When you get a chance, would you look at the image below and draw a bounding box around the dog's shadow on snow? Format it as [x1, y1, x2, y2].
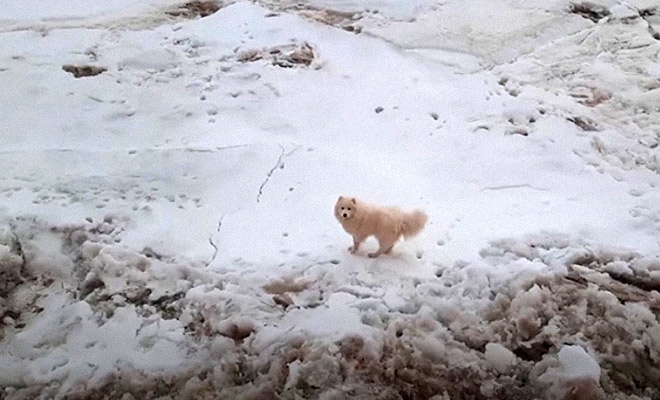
[343, 247, 431, 278]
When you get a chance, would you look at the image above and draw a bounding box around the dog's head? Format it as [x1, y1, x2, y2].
[335, 196, 357, 221]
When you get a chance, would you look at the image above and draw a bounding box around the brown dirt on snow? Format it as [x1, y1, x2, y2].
[62, 65, 107, 78]
[166, 1, 220, 19]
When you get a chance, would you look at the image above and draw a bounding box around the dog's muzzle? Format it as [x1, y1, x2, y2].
[342, 213, 348, 218]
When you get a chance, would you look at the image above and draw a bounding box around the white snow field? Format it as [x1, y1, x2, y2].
[1, 0, 660, 399]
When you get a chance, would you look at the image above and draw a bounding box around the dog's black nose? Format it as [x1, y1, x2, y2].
[343, 213, 347, 218]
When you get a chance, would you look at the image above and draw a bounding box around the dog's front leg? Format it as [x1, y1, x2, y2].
[349, 236, 363, 254]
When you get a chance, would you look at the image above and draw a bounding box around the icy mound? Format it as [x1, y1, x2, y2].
[1, 219, 659, 399]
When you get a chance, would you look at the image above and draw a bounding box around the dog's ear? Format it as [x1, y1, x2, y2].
[338, 196, 343, 201]
[351, 198, 356, 204]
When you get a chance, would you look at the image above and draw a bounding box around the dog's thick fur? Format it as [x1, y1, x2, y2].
[334, 196, 428, 258]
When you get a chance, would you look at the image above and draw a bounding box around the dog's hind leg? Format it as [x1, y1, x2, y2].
[368, 238, 395, 258]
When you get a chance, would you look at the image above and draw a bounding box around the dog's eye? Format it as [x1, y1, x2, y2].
[347, 208, 351, 211]
[340, 207, 344, 210]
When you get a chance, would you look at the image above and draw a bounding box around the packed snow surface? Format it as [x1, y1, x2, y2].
[1, 0, 660, 399]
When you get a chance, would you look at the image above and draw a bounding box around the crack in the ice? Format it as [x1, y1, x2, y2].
[206, 214, 226, 268]
[481, 183, 550, 192]
[184, 144, 251, 153]
[0, 145, 252, 155]
[256, 144, 298, 203]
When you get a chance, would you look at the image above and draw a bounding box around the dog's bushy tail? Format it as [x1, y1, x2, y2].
[400, 210, 428, 239]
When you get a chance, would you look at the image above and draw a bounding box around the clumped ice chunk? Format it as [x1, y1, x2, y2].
[484, 343, 517, 373]
[538, 345, 604, 400]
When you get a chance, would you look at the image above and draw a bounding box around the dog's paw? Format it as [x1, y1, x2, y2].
[368, 252, 379, 258]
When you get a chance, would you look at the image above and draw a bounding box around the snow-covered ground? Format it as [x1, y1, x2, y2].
[1, 0, 659, 399]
